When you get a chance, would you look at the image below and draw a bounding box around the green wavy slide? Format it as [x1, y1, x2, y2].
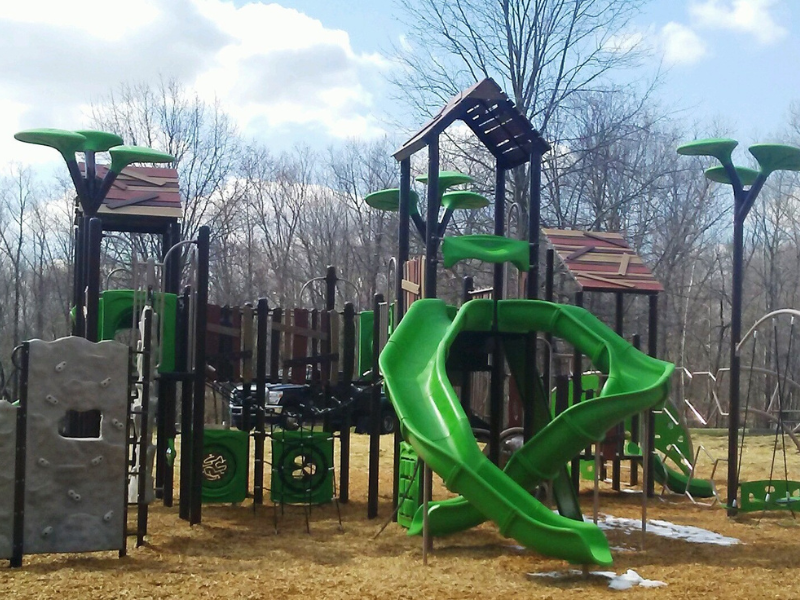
[380, 299, 674, 566]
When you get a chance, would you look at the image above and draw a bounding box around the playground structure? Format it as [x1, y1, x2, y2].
[363, 78, 687, 566]
[677, 140, 800, 514]
[4, 79, 800, 578]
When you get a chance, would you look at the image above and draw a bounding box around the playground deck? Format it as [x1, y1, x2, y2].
[2, 432, 799, 599]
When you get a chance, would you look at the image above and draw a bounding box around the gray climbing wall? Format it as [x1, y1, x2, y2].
[23, 337, 129, 555]
[0, 400, 16, 559]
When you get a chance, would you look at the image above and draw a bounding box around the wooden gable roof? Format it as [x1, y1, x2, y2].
[393, 78, 549, 169]
[543, 229, 663, 294]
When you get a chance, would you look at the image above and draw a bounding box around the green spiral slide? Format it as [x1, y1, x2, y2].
[380, 298, 674, 566]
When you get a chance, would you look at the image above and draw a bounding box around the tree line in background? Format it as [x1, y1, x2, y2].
[2, 0, 800, 423]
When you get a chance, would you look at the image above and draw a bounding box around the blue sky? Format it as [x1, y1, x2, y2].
[0, 0, 797, 168]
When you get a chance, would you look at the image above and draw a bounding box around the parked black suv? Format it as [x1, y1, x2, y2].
[226, 380, 396, 434]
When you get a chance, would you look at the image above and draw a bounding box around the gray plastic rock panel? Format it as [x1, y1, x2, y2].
[23, 337, 129, 555]
[0, 400, 16, 559]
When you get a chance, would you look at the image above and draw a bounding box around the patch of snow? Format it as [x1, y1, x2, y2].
[588, 514, 740, 546]
[527, 569, 667, 590]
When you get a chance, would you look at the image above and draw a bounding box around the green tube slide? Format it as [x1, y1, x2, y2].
[380, 299, 674, 566]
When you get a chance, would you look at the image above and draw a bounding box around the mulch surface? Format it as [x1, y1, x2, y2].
[3, 432, 800, 598]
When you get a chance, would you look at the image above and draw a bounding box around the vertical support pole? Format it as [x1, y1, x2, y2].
[489, 164, 505, 465]
[459, 276, 474, 415]
[525, 149, 544, 443]
[254, 299, 268, 506]
[647, 293, 658, 498]
[612, 292, 624, 492]
[728, 209, 744, 515]
[190, 226, 210, 525]
[340, 302, 355, 504]
[368, 293, 384, 518]
[178, 287, 192, 521]
[570, 291, 584, 492]
[137, 307, 153, 547]
[420, 140, 439, 550]
[241, 304, 254, 494]
[540, 248, 555, 438]
[85, 217, 103, 342]
[526, 150, 543, 300]
[155, 230, 170, 502]
[11, 343, 29, 568]
[393, 157, 412, 513]
[630, 334, 641, 487]
[424, 140, 440, 299]
[162, 220, 181, 507]
[72, 215, 85, 336]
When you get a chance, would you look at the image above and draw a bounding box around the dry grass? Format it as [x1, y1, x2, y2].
[4, 431, 800, 599]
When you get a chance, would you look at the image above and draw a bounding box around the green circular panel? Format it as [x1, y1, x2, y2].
[704, 165, 760, 186]
[364, 188, 420, 215]
[109, 145, 175, 173]
[276, 441, 330, 495]
[14, 128, 87, 159]
[749, 144, 800, 174]
[202, 444, 239, 490]
[441, 190, 489, 210]
[75, 130, 125, 152]
[677, 138, 738, 164]
[416, 170, 473, 197]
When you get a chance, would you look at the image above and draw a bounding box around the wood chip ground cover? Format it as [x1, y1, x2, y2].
[3, 432, 800, 598]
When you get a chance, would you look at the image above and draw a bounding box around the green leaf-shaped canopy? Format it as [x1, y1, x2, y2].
[677, 138, 739, 165]
[14, 128, 86, 160]
[704, 165, 760, 186]
[109, 145, 174, 173]
[364, 188, 420, 215]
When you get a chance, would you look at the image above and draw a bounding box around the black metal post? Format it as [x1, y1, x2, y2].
[11, 343, 29, 568]
[392, 157, 412, 515]
[341, 302, 355, 504]
[72, 216, 85, 336]
[540, 248, 555, 439]
[571, 291, 584, 492]
[163, 220, 181, 507]
[489, 165, 506, 465]
[424, 140, 440, 299]
[527, 150, 543, 300]
[190, 226, 210, 525]
[137, 307, 153, 546]
[647, 293, 659, 498]
[85, 217, 103, 342]
[254, 298, 268, 506]
[178, 287, 192, 521]
[631, 333, 641, 486]
[612, 292, 624, 491]
[368, 293, 384, 518]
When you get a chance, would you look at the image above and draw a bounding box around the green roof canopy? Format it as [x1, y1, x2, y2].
[14, 128, 87, 161]
[677, 138, 738, 166]
[109, 145, 174, 173]
[364, 188, 420, 214]
[704, 165, 760, 186]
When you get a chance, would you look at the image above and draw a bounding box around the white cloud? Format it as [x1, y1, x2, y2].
[689, 0, 787, 45]
[0, 0, 392, 166]
[661, 22, 708, 65]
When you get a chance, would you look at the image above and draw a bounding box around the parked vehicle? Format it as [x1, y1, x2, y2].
[225, 380, 396, 434]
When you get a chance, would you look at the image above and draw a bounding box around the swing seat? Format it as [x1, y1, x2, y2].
[738, 479, 800, 512]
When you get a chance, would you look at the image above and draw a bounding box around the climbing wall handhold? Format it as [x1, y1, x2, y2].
[45, 394, 58, 405]
[55, 361, 66, 372]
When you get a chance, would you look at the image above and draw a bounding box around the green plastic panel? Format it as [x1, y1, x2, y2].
[75, 130, 124, 152]
[704, 165, 760, 186]
[397, 441, 421, 528]
[415, 170, 473, 197]
[109, 145, 174, 173]
[441, 190, 489, 210]
[201, 429, 249, 503]
[271, 430, 334, 505]
[738, 479, 800, 512]
[98, 290, 177, 373]
[749, 144, 800, 174]
[442, 235, 530, 271]
[677, 138, 738, 165]
[364, 188, 420, 215]
[14, 128, 87, 160]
